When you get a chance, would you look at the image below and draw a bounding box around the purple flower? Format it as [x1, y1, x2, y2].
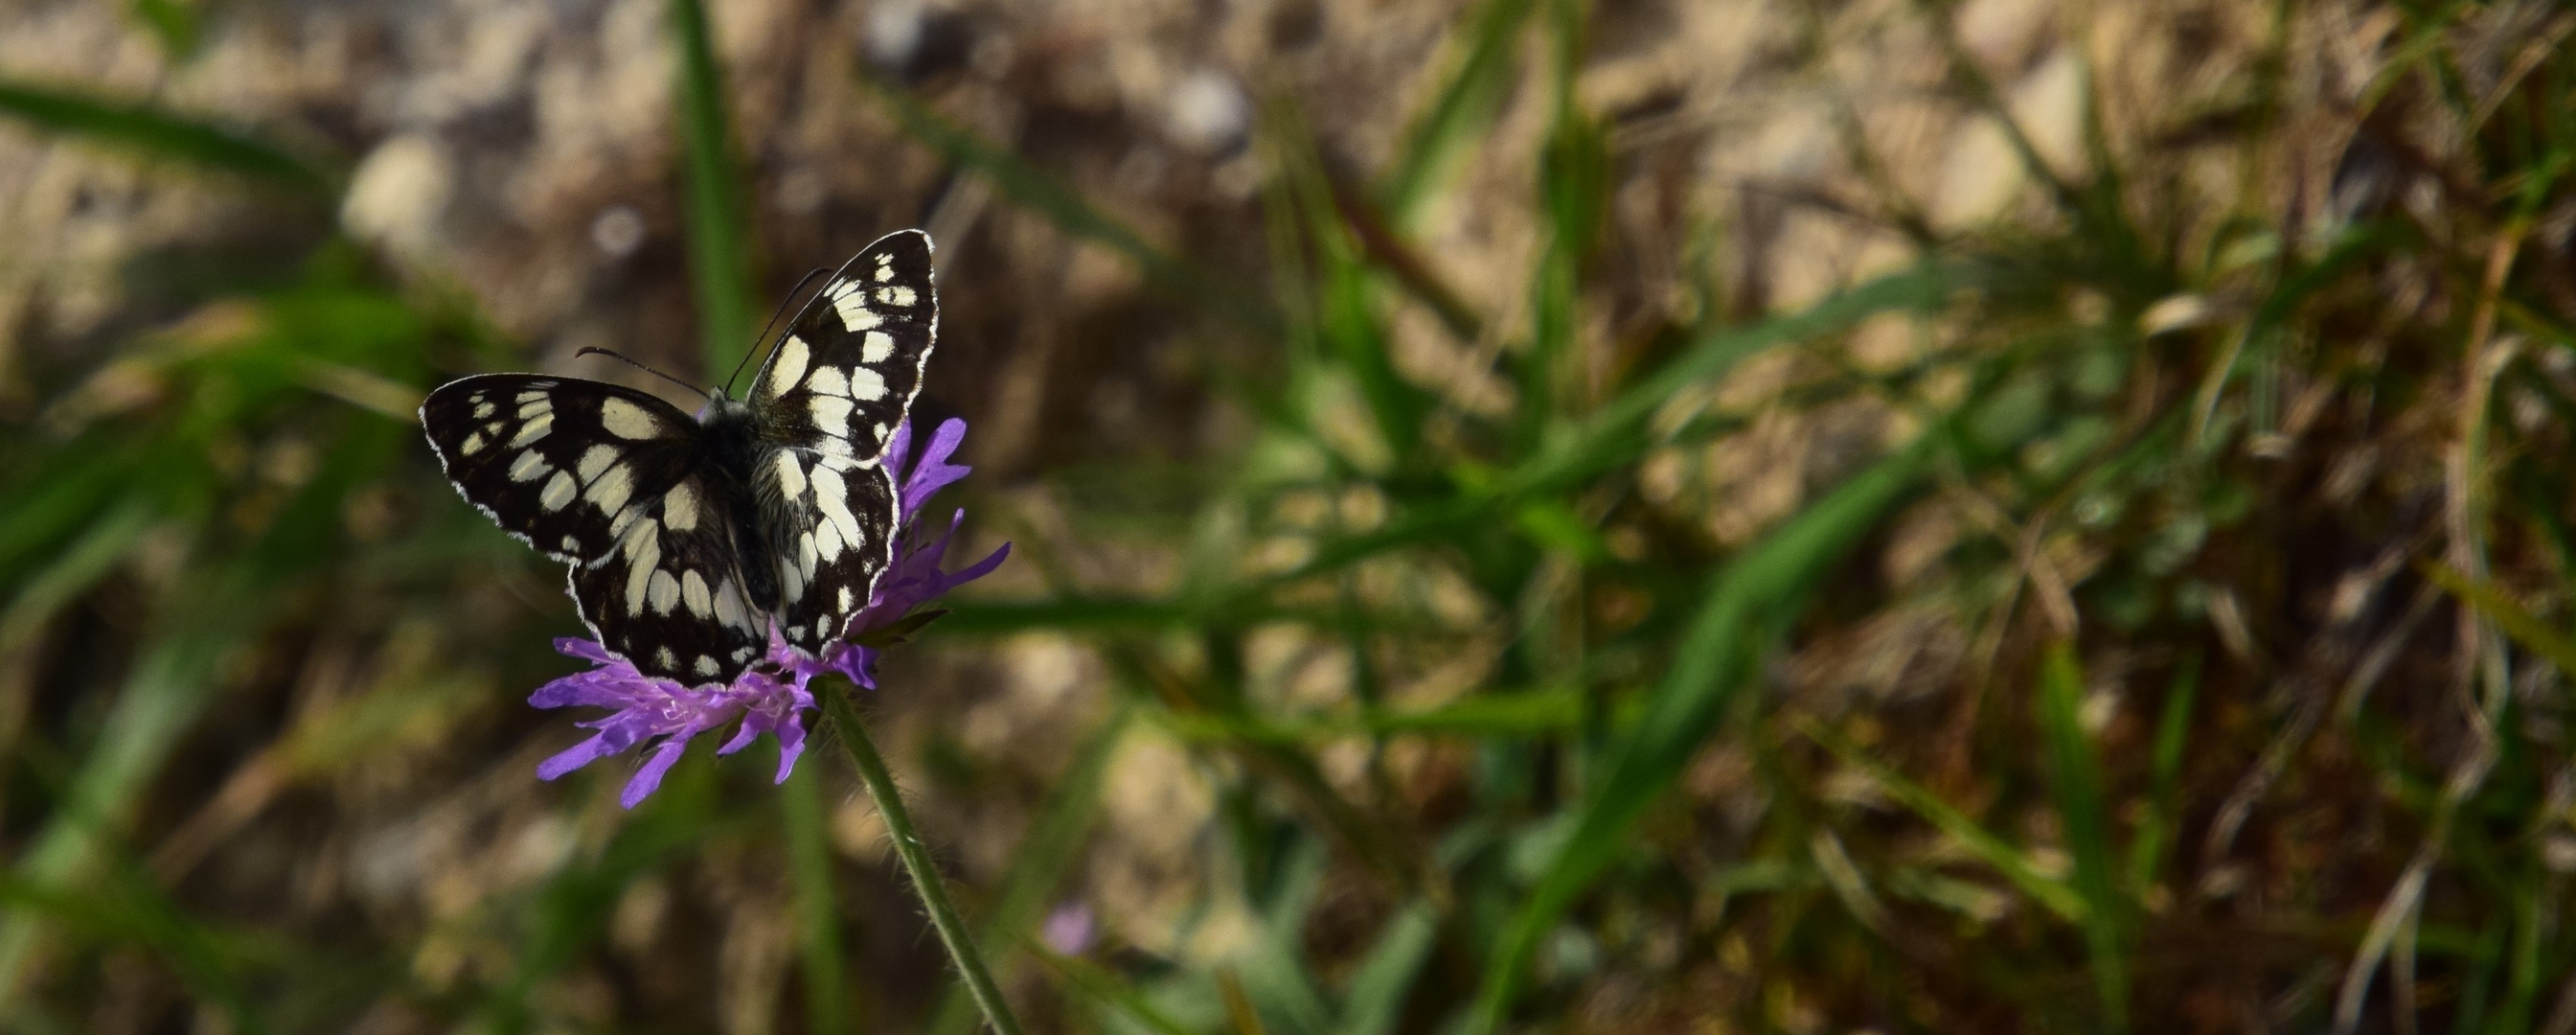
[1040, 902, 1096, 955]
[531, 418, 1009, 807]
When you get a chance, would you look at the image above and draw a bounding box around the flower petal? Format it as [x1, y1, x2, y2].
[900, 418, 972, 516]
[623, 737, 695, 808]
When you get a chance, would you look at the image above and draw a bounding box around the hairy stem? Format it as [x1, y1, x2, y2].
[819, 677, 1026, 1035]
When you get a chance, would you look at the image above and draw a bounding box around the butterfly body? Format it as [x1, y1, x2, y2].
[422, 230, 938, 686]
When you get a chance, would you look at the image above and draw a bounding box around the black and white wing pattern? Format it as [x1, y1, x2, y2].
[747, 229, 940, 653]
[422, 375, 766, 683]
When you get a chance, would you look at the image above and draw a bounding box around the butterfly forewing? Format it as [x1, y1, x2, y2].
[423, 375, 762, 683]
[757, 448, 899, 653]
[749, 229, 937, 464]
[745, 228, 938, 651]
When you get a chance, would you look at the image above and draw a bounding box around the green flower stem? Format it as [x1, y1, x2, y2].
[818, 677, 1027, 1035]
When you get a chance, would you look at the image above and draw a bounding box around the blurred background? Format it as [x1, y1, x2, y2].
[1, 0, 2572, 1031]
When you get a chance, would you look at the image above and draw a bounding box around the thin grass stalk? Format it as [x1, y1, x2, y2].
[668, 0, 757, 381]
[816, 677, 1027, 1035]
[780, 765, 851, 1034]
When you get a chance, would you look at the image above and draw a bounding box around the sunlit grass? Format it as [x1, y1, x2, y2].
[3, 0, 2575, 1032]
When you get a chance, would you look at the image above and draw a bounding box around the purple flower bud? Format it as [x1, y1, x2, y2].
[530, 418, 1007, 806]
[1040, 902, 1096, 955]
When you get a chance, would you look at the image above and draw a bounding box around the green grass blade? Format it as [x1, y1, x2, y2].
[1027, 944, 1201, 1035]
[0, 76, 331, 192]
[1509, 262, 1969, 497]
[1379, 0, 1538, 220]
[2125, 651, 2199, 897]
[1467, 435, 1946, 1031]
[667, 0, 758, 381]
[484, 756, 722, 1034]
[1336, 902, 1435, 1035]
[864, 79, 1280, 339]
[1518, 0, 1605, 447]
[0, 629, 233, 1004]
[2418, 561, 2576, 677]
[0, 867, 270, 1034]
[1153, 688, 1587, 745]
[127, 0, 200, 57]
[782, 765, 852, 1035]
[1801, 720, 2088, 920]
[0, 500, 150, 654]
[2039, 643, 2129, 1031]
[1243, 264, 1977, 603]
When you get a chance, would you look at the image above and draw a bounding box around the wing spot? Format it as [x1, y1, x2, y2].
[798, 530, 819, 580]
[811, 395, 854, 434]
[509, 449, 553, 482]
[838, 586, 855, 611]
[732, 646, 756, 662]
[560, 536, 580, 551]
[695, 656, 719, 678]
[851, 367, 887, 402]
[473, 401, 496, 419]
[876, 286, 917, 307]
[600, 398, 662, 440]
[648, 569, 682, 614]
[833, 292, 880, 331]
[461, 431, 487, 455]
[769, 335, 811, 398]
[809, 467, 865, 557]
[585, 462, 634, 514]
[681, 569, 712, 617]
[807, 365, 849, 397]
[623, 520, 661, 613]
[577, 444, 621, 483]
[663, 482, 700, 532]
[655, 646, 677, 671]
[509, 412, 554, 448]
[517, 399, 552, 420]
[773, 452, 808, 498]
[815, 517, 844, 562]
[861, 331, 894, 363]
[714, 577, 751, 632]
[515, 390, 548, 403]
[780, 557, 806, 602]
[539, 470, 578, 511]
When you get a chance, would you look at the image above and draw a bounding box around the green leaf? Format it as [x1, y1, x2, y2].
[0, 76, 331, 191]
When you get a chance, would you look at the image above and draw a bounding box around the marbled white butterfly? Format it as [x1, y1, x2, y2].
[422, 229, 938, 685]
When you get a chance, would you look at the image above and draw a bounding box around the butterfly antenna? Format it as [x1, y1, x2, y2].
[722, 266, 835, 398]
[575, 347, 718, 401]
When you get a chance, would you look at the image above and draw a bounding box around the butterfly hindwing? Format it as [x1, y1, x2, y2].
[568, 471, 769, 682]
[423, 375, 762, 683]
[757, 448, 899, 653]
[749, 229, 937, 463]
